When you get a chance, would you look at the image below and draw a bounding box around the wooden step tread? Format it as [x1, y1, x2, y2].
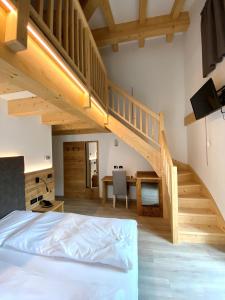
[179, 194, 208, 200]
[179, 207, 215, 215]
[179, 181, 201, 187]
[179, 224, 225, 235]
[178, 170, 193, 176]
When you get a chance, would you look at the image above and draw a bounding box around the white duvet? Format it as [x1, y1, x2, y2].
[0, 211, 137, 271]
[0, 260, 125, 300]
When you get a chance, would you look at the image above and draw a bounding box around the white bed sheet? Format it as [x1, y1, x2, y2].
[0, 215, 138, 300]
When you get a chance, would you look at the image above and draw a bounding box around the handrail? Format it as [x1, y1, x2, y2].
[160, 130, 178, 243]
[108, 81, 161, 148]
[24, 0, 108, 109]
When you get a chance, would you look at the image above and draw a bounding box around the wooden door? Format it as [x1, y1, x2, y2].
[64, 142, 86, 198]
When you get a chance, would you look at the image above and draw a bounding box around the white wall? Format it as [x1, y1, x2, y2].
[0, 98, 52, 173]
[101, 37, 187, 163]
[52, 133, 152, 198]
[184, 0, 225, 218]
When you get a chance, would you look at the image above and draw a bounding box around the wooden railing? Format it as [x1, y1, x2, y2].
[27, 0, 108, 108]
[160, 130, 178, 243]
[108, 81, 161, 149]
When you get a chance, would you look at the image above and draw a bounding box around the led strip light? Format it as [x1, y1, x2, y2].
[0, 0, 107, 115]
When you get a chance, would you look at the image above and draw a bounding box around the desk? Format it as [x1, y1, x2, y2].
[102, 172, 162, 216]
[102, 176, 136, 205]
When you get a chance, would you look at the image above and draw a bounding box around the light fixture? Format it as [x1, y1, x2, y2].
[27, 24, 88, 95]
[0, 0, 14, 12]
[0, 0, 88, 95]
[90, 96, 107, 116]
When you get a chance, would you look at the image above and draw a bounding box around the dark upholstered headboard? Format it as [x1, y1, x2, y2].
[0, 156, 25, 219]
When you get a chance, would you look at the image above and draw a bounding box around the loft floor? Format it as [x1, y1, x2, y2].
[59, 197, 225, 300]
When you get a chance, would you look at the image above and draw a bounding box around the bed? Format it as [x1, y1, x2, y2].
[0, 158, 138, 300]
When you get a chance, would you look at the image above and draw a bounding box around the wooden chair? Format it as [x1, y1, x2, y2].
[112, 170, 128, 208]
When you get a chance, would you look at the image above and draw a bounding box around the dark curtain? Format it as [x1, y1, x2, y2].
[201, 0, 225, 78]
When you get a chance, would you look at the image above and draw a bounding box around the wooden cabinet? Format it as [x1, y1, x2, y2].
[136, 171, 162, 217]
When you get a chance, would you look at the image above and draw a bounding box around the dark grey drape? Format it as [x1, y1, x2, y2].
[201, 0, 225, 77]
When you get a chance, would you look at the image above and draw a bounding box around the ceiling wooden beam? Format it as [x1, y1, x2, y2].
[99, 0, 119, 52]
[166, 0, 186, 42]
[52, 127, 108, 136]
[139, 0, 148, 48]
[8, 97, 58, 116]
[171, 0, 186, 19]
[93, 12, 190, 47]
[41, 111, 81, 125]
[83, 0, 100, 21]
[52, 122, 107, 135]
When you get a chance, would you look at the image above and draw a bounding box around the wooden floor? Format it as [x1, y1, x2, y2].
[61, 197, 225, 300]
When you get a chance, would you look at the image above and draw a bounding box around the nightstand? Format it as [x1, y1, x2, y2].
[32, 200, 64, 213]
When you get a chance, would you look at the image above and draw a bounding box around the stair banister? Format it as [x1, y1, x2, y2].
[159, 120, 179, 243]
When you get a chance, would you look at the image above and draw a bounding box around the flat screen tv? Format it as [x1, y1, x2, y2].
[190, 79, 221, 120]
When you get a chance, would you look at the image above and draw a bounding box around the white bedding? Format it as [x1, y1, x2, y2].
[0, 260, 125, 300]
[0, 211, 137, 271]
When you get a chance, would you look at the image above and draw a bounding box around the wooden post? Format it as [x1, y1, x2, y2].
[171, 166, 178, 243]
[5, 0, 30, 52]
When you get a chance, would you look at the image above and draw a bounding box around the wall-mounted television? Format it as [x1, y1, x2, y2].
[190, 79, 222, 120]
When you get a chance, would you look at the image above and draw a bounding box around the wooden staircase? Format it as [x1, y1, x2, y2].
[176, 164, 225, 244]
[106, 81, 225, 245]
[106, 81, 163, 177]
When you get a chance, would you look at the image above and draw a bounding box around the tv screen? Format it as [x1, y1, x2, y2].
[190, 79, 221, 120]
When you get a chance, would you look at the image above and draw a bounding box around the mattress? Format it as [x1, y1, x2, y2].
[0, 213, 138, 300]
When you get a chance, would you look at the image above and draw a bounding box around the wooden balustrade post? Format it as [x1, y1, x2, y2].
[5, 0, 30, 52]
[159, 112, 164, 144]
[171, 166, 178, 243]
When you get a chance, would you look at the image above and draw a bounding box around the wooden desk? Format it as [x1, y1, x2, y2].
[102, 172, 162, 217]
[102, 176, 136, 205]
[32, 200, 64, 213]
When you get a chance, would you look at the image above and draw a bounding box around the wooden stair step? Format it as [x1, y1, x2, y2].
[178, 182, 203, 196]
[178, 171, 194, 183]
[178, 207, 217, 225]
[178, 170, 193, 175]
[179, 197, 211, 209]
[179, 207, 215, 215]
[178, 223, 225, 244]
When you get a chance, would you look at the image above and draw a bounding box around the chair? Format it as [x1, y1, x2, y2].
[112, 170, 128, 208]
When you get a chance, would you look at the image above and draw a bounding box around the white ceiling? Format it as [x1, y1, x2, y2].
[89, 0, 194, 30]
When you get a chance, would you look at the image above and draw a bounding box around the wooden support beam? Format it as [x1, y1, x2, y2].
[171, 0, 186, 19]
[166, 0, 185, 42]
[99, 0, 118, 52]
[52, 122, 94, 130]
[8, 97, 59, 116]
[0, 76, 23, 94]
[166, 33, 174, 43]
[139, 0, 147, 48]
[52, 127, 108, 135]
[5, 0, 30, 52]
[41, 111, 80, 125]
[83, 0, 100, 21]
[184, 112, 196, 126]
[93, 12, 190, 47]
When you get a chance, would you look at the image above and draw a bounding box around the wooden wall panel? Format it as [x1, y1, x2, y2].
[25, 168, 55, 210]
